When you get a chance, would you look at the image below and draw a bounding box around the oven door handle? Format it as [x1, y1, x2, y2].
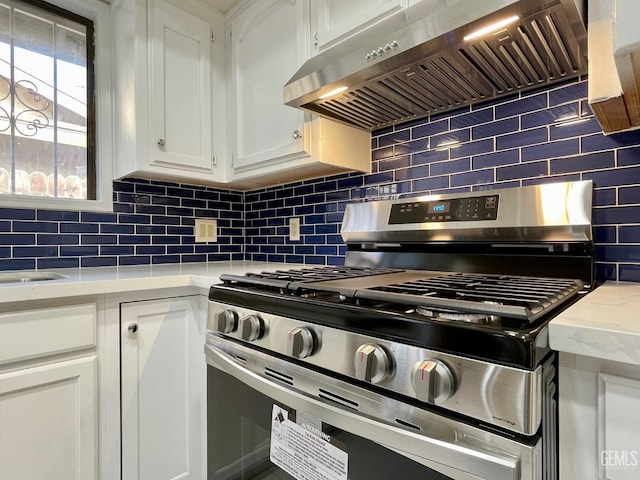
[205, 344, 521, 480]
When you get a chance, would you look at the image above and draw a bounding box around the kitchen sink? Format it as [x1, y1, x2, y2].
[0, 271, 69, 284]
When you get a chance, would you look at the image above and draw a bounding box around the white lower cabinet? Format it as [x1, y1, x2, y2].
[0, 357, 98, 480]
[120, 295, 207, 480]
[559, 352, 640, 480]
[0, 303, 98, 480]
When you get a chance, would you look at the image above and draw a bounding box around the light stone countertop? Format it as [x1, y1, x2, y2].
[0, 261, 304, 304]
[549, 281, 640, 366]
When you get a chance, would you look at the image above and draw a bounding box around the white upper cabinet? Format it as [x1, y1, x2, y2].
[112, 0, 227, 184]
[228, 0, 307, 170]
[310, 0, 407, 52]
[227, 0, 370, 188]
[150, 1, 213, 171]
[112, 0, 370, 189]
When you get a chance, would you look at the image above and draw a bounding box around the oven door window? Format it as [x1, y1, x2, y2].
[208, 367, 453, 480]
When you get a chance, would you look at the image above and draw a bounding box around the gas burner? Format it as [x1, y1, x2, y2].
[415, 306, 499, 324]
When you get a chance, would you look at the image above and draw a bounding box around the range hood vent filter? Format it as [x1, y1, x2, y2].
[286, 0, 587, 131]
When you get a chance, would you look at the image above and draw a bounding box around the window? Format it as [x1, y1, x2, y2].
[0, 0, 111, 210]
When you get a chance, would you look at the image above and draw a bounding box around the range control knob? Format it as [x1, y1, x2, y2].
[286, 327, 315, 359]
[239, 315, 264, 342]
[354, 344, 393, 384]
[211, 309, 238, 333]
[411, 359, 455, 404]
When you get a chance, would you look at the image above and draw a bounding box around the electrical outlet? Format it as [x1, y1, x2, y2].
[195, 219, 217, 242]
[289, 217, 300, 241]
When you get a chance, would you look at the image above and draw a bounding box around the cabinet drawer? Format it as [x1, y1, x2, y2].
[0, 304, 97, 365]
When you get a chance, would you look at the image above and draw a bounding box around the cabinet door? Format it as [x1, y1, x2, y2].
[121, 296, 206, 480]
[230, 0, 308, 170]
[0, 356, 98, 480]
[312, 0, 406, 52]
[150, 0, 213, 172]
[559, 353, 640, 480]
[598, 373, 640, 479]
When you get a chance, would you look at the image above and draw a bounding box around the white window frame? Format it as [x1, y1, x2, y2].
[0, 0, 113, 212]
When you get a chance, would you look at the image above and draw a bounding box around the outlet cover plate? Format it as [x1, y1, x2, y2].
[289, 217, 300, 241]
[195, 219, 217, 242]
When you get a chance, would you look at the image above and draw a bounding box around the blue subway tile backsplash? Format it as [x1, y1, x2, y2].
[451, 109, 494, 129]
[550, 151, 615, 175]
[522, 139, 580, 162]
[0, 178, 245, 268]
[496, 127, 548, 150]
[243, 78, 640, 283]
[495, 93, 547, 118]
[619, 265, 640, 282]
[1, 78, 640, 282]
[618, 146, 640, 166]
[620, 187, 640, 205]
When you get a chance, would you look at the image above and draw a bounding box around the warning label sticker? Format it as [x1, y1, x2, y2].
[270, 405, 348, 480]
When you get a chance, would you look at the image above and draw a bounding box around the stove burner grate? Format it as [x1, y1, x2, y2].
[358, 272, 584, 322]
[219, 266, 405, 290]
[247, 266, 405, 282]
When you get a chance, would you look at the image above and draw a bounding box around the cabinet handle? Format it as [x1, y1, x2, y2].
[128, 323, 138, 334]
[157, 138, 165, 147]
[292, 130, 302, 140]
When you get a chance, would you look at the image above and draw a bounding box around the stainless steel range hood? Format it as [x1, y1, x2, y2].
[284, 0, 587, 131]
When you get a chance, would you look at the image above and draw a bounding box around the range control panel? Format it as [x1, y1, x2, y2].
[389, 195, 499, 224]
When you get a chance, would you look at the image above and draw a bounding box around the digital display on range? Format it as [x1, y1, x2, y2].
[429, 201, 450, 213]
[388, 195, 499, 224]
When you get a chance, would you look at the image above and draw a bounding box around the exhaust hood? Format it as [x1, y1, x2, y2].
[284, 0, 587, 131]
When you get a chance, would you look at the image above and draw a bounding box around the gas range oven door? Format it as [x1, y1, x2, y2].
[205, 339, 544, 480]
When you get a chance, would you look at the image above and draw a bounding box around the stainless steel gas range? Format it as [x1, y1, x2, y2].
[205, 180, 593, 480]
